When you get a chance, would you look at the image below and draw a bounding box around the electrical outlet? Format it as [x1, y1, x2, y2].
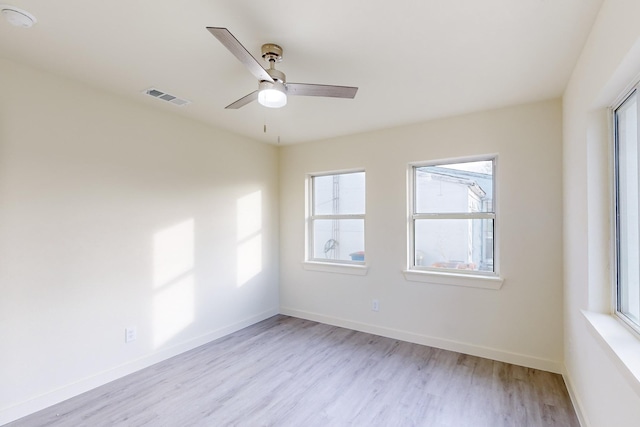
[125, 327, 137, 343]
[372, 299, 379, 312]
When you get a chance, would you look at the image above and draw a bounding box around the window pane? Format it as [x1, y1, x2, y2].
[314, 172, 365, 215]
[616, 93, 640, 325]
[313, 219, 364, 261]
[414, 218, 493, 272]
[415, 161, 493, 214]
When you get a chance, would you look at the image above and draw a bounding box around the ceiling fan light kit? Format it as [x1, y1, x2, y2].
[207, 27, 358, 109]
[258, 81, 287, 108]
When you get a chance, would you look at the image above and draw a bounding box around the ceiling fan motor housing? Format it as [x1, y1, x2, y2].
[261, 43, 283, 63]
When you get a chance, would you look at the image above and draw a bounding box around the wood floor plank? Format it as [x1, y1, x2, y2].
[8, 315, 579, 427]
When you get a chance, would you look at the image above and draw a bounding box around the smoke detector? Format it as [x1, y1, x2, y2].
[1, 5, 36, 28]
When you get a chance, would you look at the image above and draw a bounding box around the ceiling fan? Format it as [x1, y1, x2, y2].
[207, 27, 358, 109]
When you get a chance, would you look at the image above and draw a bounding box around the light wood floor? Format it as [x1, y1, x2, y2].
[9, 315, 579, 427]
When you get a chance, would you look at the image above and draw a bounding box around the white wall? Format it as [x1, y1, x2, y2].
[14, 4, 640, 420]
[279, 99, 565, 372]
[0, 58, 279, 424]
[563, 0, 640, 425]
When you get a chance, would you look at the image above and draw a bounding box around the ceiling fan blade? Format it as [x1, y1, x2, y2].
[286, 83, 358, 99]
[207, 27, 274, 83]
[225, 90, 258, 109]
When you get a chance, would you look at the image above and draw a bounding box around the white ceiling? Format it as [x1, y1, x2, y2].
[0, 0, 603, 144]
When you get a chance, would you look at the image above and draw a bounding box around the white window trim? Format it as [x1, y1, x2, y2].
[402, 269, 504, 289]
[406, 155, 503, 288]
[611, 87, 640, 337]
[577, 73, 640, 401]
[302, 261, 368, 275]
[305, 169, 367, 270]
[582, 310, 640, 397]
[576, 96, 640, 401]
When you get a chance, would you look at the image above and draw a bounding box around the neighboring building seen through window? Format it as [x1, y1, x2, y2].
[410, 159, 495, 274]
[614, 88, 640, 332]
[309, 171, 365, 263]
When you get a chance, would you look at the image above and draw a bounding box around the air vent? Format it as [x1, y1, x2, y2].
[143, 87, 191, 107]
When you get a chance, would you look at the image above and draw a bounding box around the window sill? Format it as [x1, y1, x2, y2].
[303, 261, 368, 276]
[582, 310, 640, 396]
[402, 269, 504, 290]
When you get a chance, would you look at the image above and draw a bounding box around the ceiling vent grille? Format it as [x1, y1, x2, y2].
[143, 87, 191, 107]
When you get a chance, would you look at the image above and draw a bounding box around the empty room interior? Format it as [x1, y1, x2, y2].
[2, 0, 640, 425]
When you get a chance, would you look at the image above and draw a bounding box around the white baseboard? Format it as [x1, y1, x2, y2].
[562, 367, 590, 427]
[280, 307, 563, 374]
[0, 308, 278, 426]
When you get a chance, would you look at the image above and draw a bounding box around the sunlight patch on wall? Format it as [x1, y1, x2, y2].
[237, 191, 263, 286]
[152, 219, 195, 348]
[237, 191, 262, 240]
[237, 234, 262, 286]
[153, 275, 195, 347]
[153, 220, 194, 288]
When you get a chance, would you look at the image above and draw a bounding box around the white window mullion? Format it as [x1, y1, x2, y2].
[312, 214, 365, 221]
[413, 212, 495, 221]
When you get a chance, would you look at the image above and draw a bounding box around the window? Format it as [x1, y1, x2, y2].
[614, 88, 640, 332]
[308, 171, 365, 264]
[409, 158, 496, 275]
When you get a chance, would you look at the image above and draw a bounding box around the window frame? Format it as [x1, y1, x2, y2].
[612, 86, 640, 335]
[306, 169, 366, 266]
[407, 155, 499, 278]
